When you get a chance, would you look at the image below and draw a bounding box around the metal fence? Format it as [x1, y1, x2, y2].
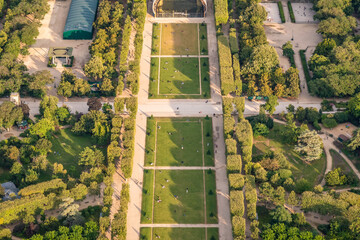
[156, 11, 204, 18]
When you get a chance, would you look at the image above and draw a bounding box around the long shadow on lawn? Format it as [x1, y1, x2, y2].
[158, 120, 202, 166]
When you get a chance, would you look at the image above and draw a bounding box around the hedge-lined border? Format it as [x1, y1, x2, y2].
[287, 1, 296, 23]
[299, 50, 312, 93]
[278, 2, 286, 23]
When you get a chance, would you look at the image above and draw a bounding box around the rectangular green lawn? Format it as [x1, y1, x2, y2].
[149, 57, 210, 99]
[199, 23, 208, 55]
[153, 170, 204, 223]
[140, 227, 218, 240]
[156, 121, 202, 166]
[144, 118, 214, 166]
[47, 128, 95, 177]
[152, 23, 160, 55]
[160, 23, 198, 55]
[159, 57, 199, 95]
[141, 170, 218, 224]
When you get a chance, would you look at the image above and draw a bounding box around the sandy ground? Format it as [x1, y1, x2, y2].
[260, 3, 282, 24]
[292, 3, 318, 23]
[0, 128, 24, 141]
[322, 123, 357, 140]
[21, 0, 91, 94]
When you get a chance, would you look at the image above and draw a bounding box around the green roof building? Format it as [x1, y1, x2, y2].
[63, 0, 99, 40]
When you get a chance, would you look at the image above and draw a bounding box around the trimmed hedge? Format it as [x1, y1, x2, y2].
[218, 35, 232, 68]
[287, 1, 296, 23]
[225, 138, 237, 155]
[223, 97, 234, 116]
[230, 190, 244, 216]
[0, 194, 56, 224]
[232, 216, 246, 238]
[214, 0, 229, 26]
[111, 183, 130, 239]
[299, 50, 311, 91]
[229, 29, 239, 54]
[229, 174, 245, 190]
[224, 115, 235, 137]
[233, 96, 245, 119]
[232, 54, 242, 96]
[227, 155, 242, 172]
[277, 1, 286, 23]
[119, 16, 132, 72]
[218, 35, 235, 95]
[18, 179, 66, 197]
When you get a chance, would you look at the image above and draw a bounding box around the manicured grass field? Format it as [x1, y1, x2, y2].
[47, 128, 95, 177]
[140, 227, 218, 240]
[141, 170, 217, 224]
[160, 23, 198, 55]
[140, 228, 219, 240]
[253, 123, 326, 187]
[149, 57, 210, 99]
[152, 23, 161, 55]
[159, 57, 199, 95]
[330, 149, 355, 175]
[199, 23, 208, 55]
[144, 118, 214, 166]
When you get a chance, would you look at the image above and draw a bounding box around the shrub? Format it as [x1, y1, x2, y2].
[229, 174, 245, 190]
[313, 121, 321, 130]
[225, 139, 237, 155]
[18, 179, 66, 197]
[214, 0, 229, 25]
[322, 118, 338, 129]
[325, 168, 348, 186]
[287, 1, 296, 23]
[223, 97, 234, 115]
[334, 112, 349, 123]
[229, 29, 239, 54]
[224, 115, 235, 137]
[218, 35, 235, 95]
[232, 216, 245, 238]
[227, 155, 242, 172]
[230, 191, 244, 216]
[232, 54, 242, 96]
[278, 1, 285, 23]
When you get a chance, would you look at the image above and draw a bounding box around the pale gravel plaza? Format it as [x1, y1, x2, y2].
[292, 3, 318, 23]
[260, 3, 282, 23]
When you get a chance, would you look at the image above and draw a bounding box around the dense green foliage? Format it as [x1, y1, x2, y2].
[0, 0, 52, 97]
[214, 0, 229, 25]
[218, 35, 235, 95]
[287, 1, 296, 22]
[277, 1, 286, 23]
[308, 0, 359, 97]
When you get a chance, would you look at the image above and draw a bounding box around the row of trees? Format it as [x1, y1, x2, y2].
[308, 0, 360, 97]
[222, 95, 259, 238]
[125, 0, 147, 94]
[84, 0, 124, 88]
[84, 0, 146, 97]
[0, 0, 54, 98]
[97, 96, 137, 239]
